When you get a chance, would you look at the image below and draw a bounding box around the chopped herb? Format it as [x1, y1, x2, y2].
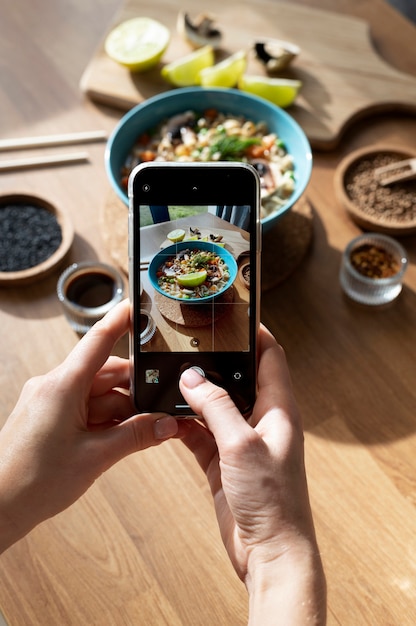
[209, 135, 261, 160]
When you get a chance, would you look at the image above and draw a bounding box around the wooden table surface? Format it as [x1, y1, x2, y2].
[1, 1, 416, 624]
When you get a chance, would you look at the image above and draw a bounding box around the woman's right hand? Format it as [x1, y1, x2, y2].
[179, 324, 326, 625]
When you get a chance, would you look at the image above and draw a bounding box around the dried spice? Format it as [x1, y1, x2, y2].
[242, 264, 250, 285]
[0, 203, 62, 272]
[350, 243, 400, 279]
[345, 153, 416, 224]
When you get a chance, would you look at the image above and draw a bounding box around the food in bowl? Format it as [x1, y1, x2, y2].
[155, 246, 230, 299]
[148, 241, 237, 301]
[105, 88, 313, 233]
[121, 108, 295, 206]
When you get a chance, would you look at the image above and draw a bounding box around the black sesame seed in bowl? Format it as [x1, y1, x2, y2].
[0, 193, 74, 286]
[334, 146, 416, 236]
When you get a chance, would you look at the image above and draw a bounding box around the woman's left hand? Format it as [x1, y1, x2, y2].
[0, 300, 178, 552]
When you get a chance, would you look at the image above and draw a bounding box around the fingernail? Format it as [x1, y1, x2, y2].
[154, 416, 178, 440]
[181, 367, 205, 389]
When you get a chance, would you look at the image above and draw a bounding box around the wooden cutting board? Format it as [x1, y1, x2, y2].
[80, 0, 416, 150]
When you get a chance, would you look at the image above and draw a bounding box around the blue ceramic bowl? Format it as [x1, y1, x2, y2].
[105, 87, 312, 233]
[148, 240, 238, 302]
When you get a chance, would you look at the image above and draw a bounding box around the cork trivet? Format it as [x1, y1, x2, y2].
[154, 286, 234, 327]
[262, 195, 313, 291]
[100, 191, 313, 289]
[100, 192, 129, 275]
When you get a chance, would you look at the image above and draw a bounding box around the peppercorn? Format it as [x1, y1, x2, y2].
[0, 203, 62, 272]
[350, 243, 400, 279]
[345, 153, 416, 224]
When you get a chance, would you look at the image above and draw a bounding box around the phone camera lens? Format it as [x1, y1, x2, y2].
[143, 184, 150, 192]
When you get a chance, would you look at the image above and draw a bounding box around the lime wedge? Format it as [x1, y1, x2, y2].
[177, 270, 207, 287]
[238, 75, 302, 108]
[161, 45, 214, 86]
[105, 17, 170, 71]
[199, 50, 247, 87]
[167, 228, 186, 242]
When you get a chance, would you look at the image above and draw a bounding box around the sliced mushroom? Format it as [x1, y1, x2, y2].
[254, 39, 300, 73]
[166, 111, 196, 141]
[177, 11, 222, 49]
[190, 226, 201, 237]
[251, 159, 277, 195]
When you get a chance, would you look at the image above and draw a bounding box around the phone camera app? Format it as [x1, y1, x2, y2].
[138, 203, 251, 354]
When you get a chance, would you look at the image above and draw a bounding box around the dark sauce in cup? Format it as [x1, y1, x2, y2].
[57, 262, 124, 334]
[66, 271, 116, 308]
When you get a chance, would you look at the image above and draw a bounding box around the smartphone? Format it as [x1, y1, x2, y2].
[128, 161, 261, 417]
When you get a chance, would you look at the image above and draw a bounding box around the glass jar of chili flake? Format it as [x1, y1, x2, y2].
[340, 233, 408, 305]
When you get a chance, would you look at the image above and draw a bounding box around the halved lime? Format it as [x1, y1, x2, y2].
[177, 270, 207, 287]
[200, 50, 247, 88]
[167, 228, 186, 242]
[161, 45, 214, 86]
[238, 75, 302, 108]
[105, 17, 170, 71]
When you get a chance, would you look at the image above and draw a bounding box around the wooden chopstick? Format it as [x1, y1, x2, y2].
[0, 151, 90, 172]
[0, 130, 108, 152]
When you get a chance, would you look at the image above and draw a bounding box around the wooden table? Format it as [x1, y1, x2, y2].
[1, 1, 416, 624]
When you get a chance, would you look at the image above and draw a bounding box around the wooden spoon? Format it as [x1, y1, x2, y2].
[374, 158, 416, 186]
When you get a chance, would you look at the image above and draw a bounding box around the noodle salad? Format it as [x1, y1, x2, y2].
[155, 247, 231, 300]
[121, 108, 295, 210]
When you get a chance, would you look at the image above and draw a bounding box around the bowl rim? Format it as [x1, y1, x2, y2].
[148, 239, 238, 302]
[0, 192, 74, 286]
[105, 86, 312, 229]
[334, 144, 416, 236]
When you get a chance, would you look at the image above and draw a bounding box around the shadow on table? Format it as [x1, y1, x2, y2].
[0, 234, 101, 321]
[261, 201, 416, 445]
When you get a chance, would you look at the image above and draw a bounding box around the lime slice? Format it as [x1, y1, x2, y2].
[238, 75, 302, 108]
[161, 45, 214, 86]
[199, 50, 247, 87]
[167, 228, 186, 242]
[177, 270, 207, 287]
[105, 17, 170, 71]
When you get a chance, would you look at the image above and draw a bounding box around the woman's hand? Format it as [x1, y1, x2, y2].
[179, 325, 326, 625]
[0, 300, 178, 553]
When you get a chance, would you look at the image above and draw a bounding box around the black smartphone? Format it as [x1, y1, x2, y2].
[128, 161, 261, 417]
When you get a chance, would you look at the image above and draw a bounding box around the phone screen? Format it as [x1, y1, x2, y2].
[129, 162, 261, 417]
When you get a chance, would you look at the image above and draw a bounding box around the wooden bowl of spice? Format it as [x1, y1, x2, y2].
[0, 193, 74, 286]
[334, 145, 416, 236]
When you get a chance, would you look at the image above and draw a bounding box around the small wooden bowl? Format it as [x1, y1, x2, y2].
[0, 193, 74, 286]
[334, 145, 416, 236]
[238, 261, 250, 289]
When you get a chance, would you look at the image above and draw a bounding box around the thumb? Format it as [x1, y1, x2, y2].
[179, 368, 250, 446]
[91, 413, 179, 470]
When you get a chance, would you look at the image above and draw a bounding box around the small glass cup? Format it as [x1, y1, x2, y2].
[139, 309, 156, 345]
[340, 233, 408, 306]
[57, 261, 124, 333]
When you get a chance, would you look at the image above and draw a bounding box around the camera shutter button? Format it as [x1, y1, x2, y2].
[190, 366, 205, 378]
